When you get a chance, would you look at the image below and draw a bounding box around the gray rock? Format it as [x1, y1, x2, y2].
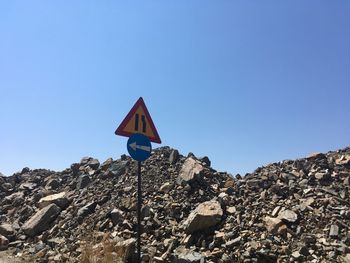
[19, 182, 37, 191]
[173, 246, 203, 262]
[278, 209, 298, 223]
[77, 202, 97, 219]
[2, 183, 13, 193]
[0, 223, 15, 239]
[329, 224, 339, 238]
[169, 150, 179, 164]
[22, 204, 61, 237]
[110, 208, 123, 225]
[88, 158, 100, 170]
[21, 167, 30, 174]
[246, 179, 263, 189]
[199, 156, 211, 167]
[226, 236, 241, 248]
[184, 200, 223, 234]
[0, 234, 9, 251]
[80, 156, 92, 165]
[302, 234, 316, 244]
[271, 206, 281, 217]
[264, 216, 284, 234]
[315, 172, 331, 181]
[141, 205, 151, 218]
[101, 158, 113, 170]
[160, 182, 173, 193]
[109, 161, 128, 176]
[45, 179, 60, 190]
[70, 163, 80, 175]
[76, 175, 91, 189]
[291, 251, 301, 260]
[119, 197, 135, 210]
[47, 237, 64, 247]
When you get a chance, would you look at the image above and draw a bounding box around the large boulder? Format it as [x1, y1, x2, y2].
[183, 200, 223, 234]
[22, 204, 61, 237]
[177, 158, 204, 184]
[38, 192, 70, 209]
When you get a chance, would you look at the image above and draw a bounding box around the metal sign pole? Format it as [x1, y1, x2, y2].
[137, 160, 142, 263]
[115, 98, 161, 262]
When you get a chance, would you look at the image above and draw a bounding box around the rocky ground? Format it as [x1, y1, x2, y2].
[0, 146, 350, 262]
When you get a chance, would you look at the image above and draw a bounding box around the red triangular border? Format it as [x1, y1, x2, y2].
[115, 97, 161, 144]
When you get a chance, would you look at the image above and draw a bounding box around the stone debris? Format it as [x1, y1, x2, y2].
[0, 146, 349, 262]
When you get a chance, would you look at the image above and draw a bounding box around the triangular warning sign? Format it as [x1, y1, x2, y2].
[115, 97, 161, 144]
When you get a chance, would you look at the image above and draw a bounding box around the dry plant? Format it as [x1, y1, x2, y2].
[80, 232, 127, 263]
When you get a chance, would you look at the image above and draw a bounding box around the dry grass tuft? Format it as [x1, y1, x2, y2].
[80, 232, 127, 263]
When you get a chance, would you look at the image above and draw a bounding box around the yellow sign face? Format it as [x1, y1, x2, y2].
[115, 97, 161, 144]
[123, 106, 156, 138]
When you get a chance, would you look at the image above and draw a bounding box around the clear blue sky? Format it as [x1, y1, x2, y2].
[1, 1, 349, 176]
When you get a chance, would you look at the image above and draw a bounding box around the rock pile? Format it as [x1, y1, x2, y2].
[0, 146, 350, 262]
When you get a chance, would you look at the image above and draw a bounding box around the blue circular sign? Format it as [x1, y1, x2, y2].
[127, 133, 152, 161]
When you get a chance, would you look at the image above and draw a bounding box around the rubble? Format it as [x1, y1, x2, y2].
[0, 146, 349, 262]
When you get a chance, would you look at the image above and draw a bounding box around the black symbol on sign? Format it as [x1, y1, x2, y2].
[135, 114, 147, 133]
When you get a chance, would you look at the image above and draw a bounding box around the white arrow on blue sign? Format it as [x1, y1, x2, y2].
[127, 133, 152, 161]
